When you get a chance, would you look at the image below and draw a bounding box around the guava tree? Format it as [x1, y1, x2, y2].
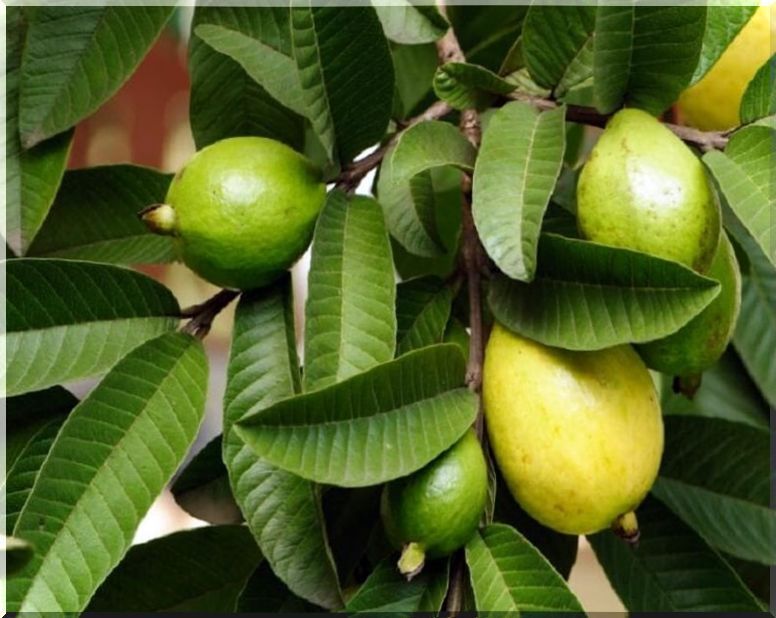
[4, 4, 774, 614]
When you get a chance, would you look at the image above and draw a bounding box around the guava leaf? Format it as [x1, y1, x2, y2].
[704, 127, 776, 269]
[171, 435, 240, 525]
[593, 6, 706, 115]
[488, 234, 721, 350]
[391, 43, 439, 119]
[433, 62, 515, 111]
[291, 5, 394, 163]
[396, 276, 454, 356]
[445, 6, 528, 72]
[473, 101, 566, 282]
[3, 537, 34, 577]
[27, 165, 175, 264]
[522, 6, 596, 96]
[345, 557, 449, 612]
[304, 191, 396, 391]
[374, 2, 448, 45]
[389, 121, 477, 184]
[690, 5, 758, 85]
[18, 6, 173, 147]
[189, 7, 304, 150]
[88, 526, 259, 612]
[589, 497, 762, 612]
[236, 344, 477, 487]
[465, 523, 584, 612]
[7, 333, 208, 613]
[237, 561, 321, 612]
[740, 54, 776, 125]
[223, 282, 343, 610]
[3, 259, 180, 396]
[652, 416, 775, 565]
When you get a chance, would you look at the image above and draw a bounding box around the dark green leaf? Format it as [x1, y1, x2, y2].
[466, 523, 584, 612]
[223, 282, 343, 610]
[593, 6, 706, 115]
[88, 526, 260, 612]
[19, 6, 173, 146]
[27, 165, 175, 263]
[391, 43, 439, 119]
[304, 191, 396, 391]
[7, 333, 208, 613]
[652, 416, 774, 565]
[433, 62, 515, 111]
[171, 436, 241, 525]
[589, 497, 762, 611]
[374, 3, 448, 45]
[488, 235, 721, 350]
[237, 561, 320, 612]
[396, 277, 453, 356]
[740, 54, 776, 124]
[236, 344, 477, 487]
[473, 101, 566, 281]
[291, 6, 394, 163]
[3, 537, 34, 576]
[3, 259, 179, 396]
[5, 386, 77, 461]
[446, 6, 528, 72]
[345, 557, 449, 612]
[522, 6, 596, 96]
[691, 5, 759, 84]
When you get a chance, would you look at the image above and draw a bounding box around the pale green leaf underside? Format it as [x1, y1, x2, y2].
[224, 283, 343, 610]
[466, 523, 584, 612]
[589, 498, 762, 612]
[7, 333, 207, 613]
[740, 54, 776, 124]
[304, 191, 396, 392]
[433, 62, 515, 111]
[236, 344, 477, 487]
[473, 101, 566, 282]
[3, 259, 180, 396]
[488, 235, 720, 350]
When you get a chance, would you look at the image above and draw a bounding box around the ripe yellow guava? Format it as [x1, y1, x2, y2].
[142, 137, 325, 290]
[483, 324, 663, 535]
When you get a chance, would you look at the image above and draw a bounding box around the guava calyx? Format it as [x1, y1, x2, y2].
[612, 511, 640, 546]
[140, 203, 177, 236]
[397, 542, 426, 581]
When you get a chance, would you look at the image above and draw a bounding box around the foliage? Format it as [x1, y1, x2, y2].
[4, 5, 772, 614]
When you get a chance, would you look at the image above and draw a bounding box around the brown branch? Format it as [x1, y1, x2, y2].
[180, 288, 240, 339]
[508, 91, 730, 151]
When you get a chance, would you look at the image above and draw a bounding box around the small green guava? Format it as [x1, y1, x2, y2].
[142, 137, 325, 290]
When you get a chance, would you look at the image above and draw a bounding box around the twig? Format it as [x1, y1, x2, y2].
[180, 288, 240, 339]
[508, 91, 730, 151]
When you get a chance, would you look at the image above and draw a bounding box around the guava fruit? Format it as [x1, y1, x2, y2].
[677, 5, 774, 131]
[577, 108, 720, 273]
[483, 324, 663, 535]
[638, 231, 741, 379]
[380, 429, 487, 578]
[142, 137, 325, 290]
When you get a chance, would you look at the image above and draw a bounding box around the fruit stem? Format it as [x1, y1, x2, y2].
[139, 203, 177, 236]
[673, 374, 702, 399]
[612, 511, 641, 545]
[398, 542, 426, 581]
[180, 288, 240, 339]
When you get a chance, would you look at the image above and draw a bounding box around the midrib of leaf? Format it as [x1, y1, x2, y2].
[516, 112, 545, 256]
[557, 35, 593, 94]
[475, 539, 519, 610]
[6, 314, 176, 336]
[334, 204, 354, 382]
[13, 348, 201, 610]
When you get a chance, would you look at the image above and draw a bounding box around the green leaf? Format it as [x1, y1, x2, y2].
[396, 277, 454, 356]
[740, 54, 776, 124]
[522, 6, 596, 96]
[291, 6, 394, 163]
[473, 101, 566, 282]
[389, 121, 477, 184]
[3, 259, 180, 396]
[3, 536, 34, 576]
[236, 344, 477, 487]
[237, 561, 320, 612]
[374, 2, 448, 45]
[704, 127, 775, 268]
[7, 332, 208, 613]
[488, 235, 720, 351]
[391, 43, 439, 119]
[88, 526, 259, 612]
[652, 416, 774, 565]
[5, 8, 73, 255]
[171, 436, 241, 525]
[345, 557, 449, 612]
[691, 5, 758, 84]
[304, 191, 396, 392]
[466, 523, 584, 612]
[433, 62, 515, 111]
[589, 497, 762, 612]
[19, 6, 173, 147]
[27, 165, 175, 263]
[223, 283, 343, 610]
[446, 6, 528, 72]
[593, 6, 706, 115]
[188, 7, 304, 150]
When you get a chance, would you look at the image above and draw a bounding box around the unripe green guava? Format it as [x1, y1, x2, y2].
[577, 108, 720, 273]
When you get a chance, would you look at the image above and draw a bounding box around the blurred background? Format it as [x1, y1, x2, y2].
[63, 7, 624, 612]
